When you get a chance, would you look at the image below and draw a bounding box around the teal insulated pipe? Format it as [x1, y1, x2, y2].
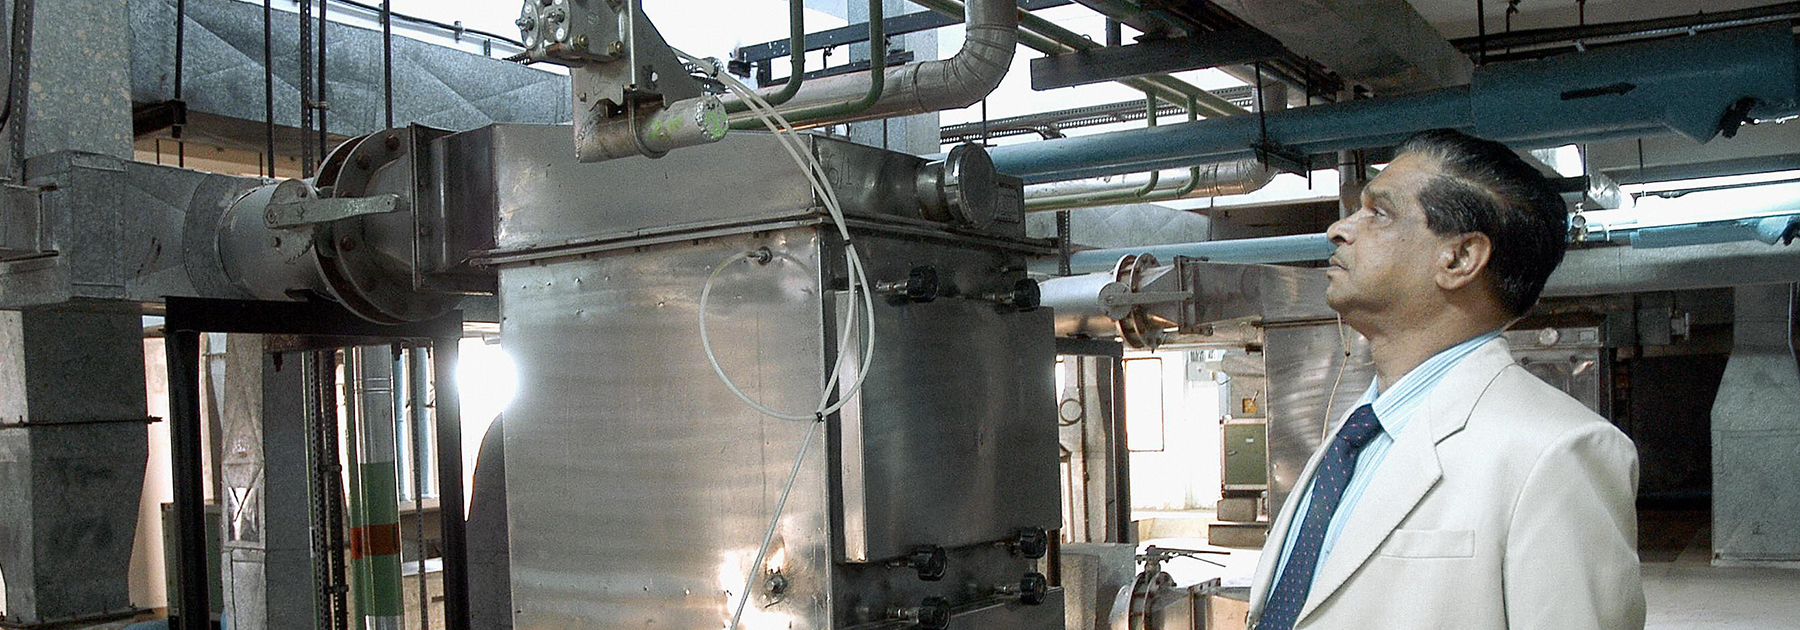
[991, 24, 1800, 184]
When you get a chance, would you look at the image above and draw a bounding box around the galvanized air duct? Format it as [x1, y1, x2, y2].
[988, 24, 1800, 184]
[1541, 242, 1800, 297]
[1208, 0, 1472, 94]
[724, 0, 1017, 128]
[1054, 234, 1800, 297]
[1710, 282, 1800, 565]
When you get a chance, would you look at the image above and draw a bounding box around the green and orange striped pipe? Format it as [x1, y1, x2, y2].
[347, 346, 406, 630]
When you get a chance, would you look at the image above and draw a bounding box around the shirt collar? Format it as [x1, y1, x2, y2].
[1358, 330, 1504, 435]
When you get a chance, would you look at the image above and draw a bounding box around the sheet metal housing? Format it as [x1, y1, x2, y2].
[486, 129, 1062, 629]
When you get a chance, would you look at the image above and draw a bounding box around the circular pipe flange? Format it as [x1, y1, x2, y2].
[1113, 253, 1165, 350]
[918, 143, 1000, 229]
[311, 129, 461, 324]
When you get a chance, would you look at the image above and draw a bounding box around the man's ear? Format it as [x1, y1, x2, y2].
[1436, 232, 1493, 291]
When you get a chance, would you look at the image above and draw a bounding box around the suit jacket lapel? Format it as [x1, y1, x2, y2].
[1293, 337, 1518, 623]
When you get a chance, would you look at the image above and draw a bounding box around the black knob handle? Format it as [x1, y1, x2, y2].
[1011, 278, 1041, 311]
[905, 266, 940, 303]
[878, 265, 940, 303]
[1018, 572, 1049, 606]
[1012, 527, 1048, 559]
[906, 545, 948, 581]
[913, 596, 952, 630]
[984, 278, 1041, 313]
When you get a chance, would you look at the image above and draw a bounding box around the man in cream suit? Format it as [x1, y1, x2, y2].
[1247, 129, 1644, 630]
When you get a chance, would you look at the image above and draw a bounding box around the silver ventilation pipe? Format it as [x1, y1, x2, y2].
[724, 0, 1017, 128]
[1021, 81, 1284, 207]
[1022, 159, 1277, 210]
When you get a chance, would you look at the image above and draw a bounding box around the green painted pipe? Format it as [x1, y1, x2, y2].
[732, 0, 885, 129]
[725, 0, 807, 114]
[1025, 96, 1213, 211]
[346, 347, 405, 630]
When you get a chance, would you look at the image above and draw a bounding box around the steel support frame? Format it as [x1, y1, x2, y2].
[1028, 28, 1285, 91]
[734, 0, 1073, 67]
[162, 297, 469, 630]
[1053, 338, 1132, 544]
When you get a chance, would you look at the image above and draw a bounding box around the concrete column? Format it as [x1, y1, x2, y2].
[846, 0, 940, 155]
[1711, 283, 1800, 566]
[0, 310, 149, 625]
[217, 334, 318, 630]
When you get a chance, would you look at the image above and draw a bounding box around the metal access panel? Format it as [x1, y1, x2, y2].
[500, 227, 1060, 630]
[837, 238, 1061, 564]
[1503, 326, 1612, 420]
[1221, 421, 1268, 490]
[1262, 323, 1375, 514]
[500, 231, 831, 629]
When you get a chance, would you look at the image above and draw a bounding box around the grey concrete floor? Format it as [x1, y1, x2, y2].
[1140, 507, 1800, 629]
[1641, 511, 1800, 630]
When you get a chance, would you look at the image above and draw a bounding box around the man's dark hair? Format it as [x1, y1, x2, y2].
[1395, 129, 1568, 317]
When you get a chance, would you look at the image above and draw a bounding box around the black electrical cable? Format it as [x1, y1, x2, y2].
[264, 0, 275, 177]
[382, 0, 393, 128]
[327, 0, 524, 49]
[1476, 0, 1488, 65]
[174, 0, 186, 167]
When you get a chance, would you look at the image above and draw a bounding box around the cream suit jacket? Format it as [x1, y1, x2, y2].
[1246, 337, 1645, 630]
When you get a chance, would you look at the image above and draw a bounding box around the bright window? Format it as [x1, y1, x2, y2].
[1123, 358, 1165, 452]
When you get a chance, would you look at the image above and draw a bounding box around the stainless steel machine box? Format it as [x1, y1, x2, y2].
[468, 126, 1063, 630]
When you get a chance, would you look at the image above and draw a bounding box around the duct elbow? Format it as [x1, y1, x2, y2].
[903, 21, 1018, 112]
[1199, 160, 1278, 197]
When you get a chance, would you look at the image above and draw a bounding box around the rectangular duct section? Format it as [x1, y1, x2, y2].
[129, 0, 570, 143]
[1711, 283, 1800, 566]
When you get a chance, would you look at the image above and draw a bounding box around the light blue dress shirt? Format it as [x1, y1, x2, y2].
[1265, 330, 1504, 592]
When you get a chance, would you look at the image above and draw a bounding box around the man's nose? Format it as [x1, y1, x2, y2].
[1327, 216, 1352, 245]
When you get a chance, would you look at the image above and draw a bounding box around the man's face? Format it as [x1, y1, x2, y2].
[1324, 153, 1459, 323]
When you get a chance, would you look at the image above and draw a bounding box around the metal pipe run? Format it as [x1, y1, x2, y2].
[723, 0, 1016, 128]
[724, 0, 807, 114]
[1057, 182, 1800, 275]
[1024, 159, 1275, 211]
[1450, 2, 1800, 53]
[1627, 214, 1800, 249]
[732, 0, 885, 129]
[1024, 83, 1285, 210]
[1060, 233, 1336, 274]
[347, 346, 406, 630]
[990, 24, 1800, 184]
[908, 0, 1245, 118]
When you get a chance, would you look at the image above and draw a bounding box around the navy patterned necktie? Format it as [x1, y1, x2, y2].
[1258, 404, 1385, 630]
